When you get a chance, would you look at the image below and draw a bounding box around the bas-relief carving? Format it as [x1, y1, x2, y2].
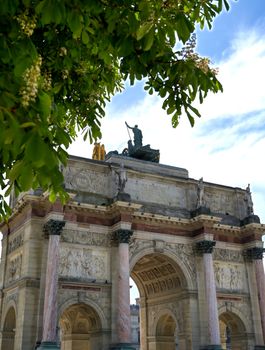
[165, 242, 196, 282]
[8, 234, 24, 254]
[61, 230, 111, 247]
[5, 292, 18, 304]
[63, 166, 110, 195]
[213, 249, 243, 263]
[8, 255, 22, 283]
[214, 262, 248, 292]
[129, 239, 153, 259]
[59, 247, 107, 280]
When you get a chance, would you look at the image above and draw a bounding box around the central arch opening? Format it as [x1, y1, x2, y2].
[130, 252, 188, 350]
[59, 303, 102, 350]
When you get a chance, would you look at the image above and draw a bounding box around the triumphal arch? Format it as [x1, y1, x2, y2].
[0, 135, 265, 350]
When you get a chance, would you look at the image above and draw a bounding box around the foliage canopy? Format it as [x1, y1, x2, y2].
[0, 0, 230, 220]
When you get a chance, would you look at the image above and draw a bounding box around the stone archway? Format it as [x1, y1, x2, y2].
[1, 306, 16, 350]
[219, 311, 247, 350]
[156, 313, 177, 350]
[131, 253, 191, 350]
[59, 303, 102, 350]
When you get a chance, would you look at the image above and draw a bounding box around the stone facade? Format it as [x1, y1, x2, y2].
[0, 154, 264, 350]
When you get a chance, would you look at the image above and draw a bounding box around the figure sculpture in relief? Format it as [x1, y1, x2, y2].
[115, 163, 127, 193]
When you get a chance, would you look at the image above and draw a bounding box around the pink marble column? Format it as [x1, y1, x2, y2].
[40, 219, 65, 348]
[255, 259, 265, 342]
[197, 240, 221, 348]
[114, 229, 134, 347]
[245, 247, 265, 343]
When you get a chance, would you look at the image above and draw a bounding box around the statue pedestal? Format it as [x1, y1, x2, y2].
[110, 344, 136, 350]
[191, 206, 211, 217]
[37, 341, 60, 349]
[241, 214, 260, 225]
[115, 193, 131, 202]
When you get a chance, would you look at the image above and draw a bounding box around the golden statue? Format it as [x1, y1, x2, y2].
[92, 142, 106, 161]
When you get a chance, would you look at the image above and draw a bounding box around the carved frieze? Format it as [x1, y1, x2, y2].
[61, 230, 111, 247]
[8, 234, 23, 254]
[213, 248, 244, 263]
[214, 262, 248, 292]
[59, 247, 107, 280]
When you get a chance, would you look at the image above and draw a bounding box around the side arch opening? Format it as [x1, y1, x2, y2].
[59, 303, 102, 350]
[219, 311, 248, 350]
[2, 306, 16, 350]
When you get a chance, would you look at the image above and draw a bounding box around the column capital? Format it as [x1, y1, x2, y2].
[243, 247, 265, 260]
[112, 229, 133, 244]
[196, 240, 216, 254]
[43, 219, 65, 236]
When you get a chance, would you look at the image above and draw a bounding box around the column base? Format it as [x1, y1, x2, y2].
[254, 346, 265, 350]
[110, 343, 136, 350]
[200, 346, 223, 350]
[37, 341, 60, 349]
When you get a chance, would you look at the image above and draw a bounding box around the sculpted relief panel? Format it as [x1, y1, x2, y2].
[59, 246, 108, 280]
[8, 254, 22, 283]
[63, 166, 110, 195]
[8, 233, 24, 254]
[214, 262, 248, 292]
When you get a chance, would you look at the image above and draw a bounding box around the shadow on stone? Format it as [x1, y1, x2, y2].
[191, 206, 211, 217]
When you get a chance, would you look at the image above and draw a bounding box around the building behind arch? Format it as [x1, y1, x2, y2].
[0, 154, 265, 350]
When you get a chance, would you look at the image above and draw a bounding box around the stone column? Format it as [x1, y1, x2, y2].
[111, 229, 135, 350]
[196, 240, 222, 350]
[38, 219, 65, 350]
[244, 247, 265, 348]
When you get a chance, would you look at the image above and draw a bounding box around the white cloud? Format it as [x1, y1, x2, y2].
[69, 28, 265, 222]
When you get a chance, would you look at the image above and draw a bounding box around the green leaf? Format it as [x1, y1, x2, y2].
[20, 122, 36, 128]
[8, 161, 24, 181]
[82, 30, 89, 45]
[38, 92, 51, 117]
[67, 11, 83, 38]
[25, 133, 48, 165]
[223, 0, 230, 11]
[19, 165, 34, 190]
[143, 28, 154, 51]
[136, 22, 153, 41]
